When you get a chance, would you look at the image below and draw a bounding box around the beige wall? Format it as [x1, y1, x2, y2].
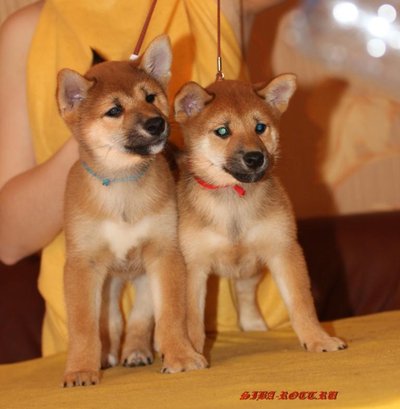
[248, 1, 400, 218]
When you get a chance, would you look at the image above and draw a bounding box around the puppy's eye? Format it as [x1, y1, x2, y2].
[214, 126, 230, 139]
[146, 94, 156, 103]
[255, 123, 267, 134]
[105, 105, 123, 118]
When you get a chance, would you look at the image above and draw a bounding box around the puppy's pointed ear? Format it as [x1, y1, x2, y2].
[139, 35, 172, 89]
[57, 69, 94, 120]
[174, 82, 214, 123]
[256, 74, 297, 115]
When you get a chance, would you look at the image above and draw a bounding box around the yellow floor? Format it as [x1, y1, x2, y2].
[1, 311, 399, 409]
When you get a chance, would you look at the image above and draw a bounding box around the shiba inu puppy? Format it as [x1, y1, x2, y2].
[57, 36, 207, 387]
[174, 75, 347, 356]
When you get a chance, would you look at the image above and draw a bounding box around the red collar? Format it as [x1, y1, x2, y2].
[194, 176, 246, 197]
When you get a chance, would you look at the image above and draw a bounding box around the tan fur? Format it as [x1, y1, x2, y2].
[58, 36, 207, 387]
[174, 76, 347, 355]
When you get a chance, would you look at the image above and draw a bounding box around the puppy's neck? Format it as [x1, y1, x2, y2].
[79, 147, 153, 187]
[183, 158, 247, 197]
[193, 175, 246, 197]
[81, 160, 150, 187]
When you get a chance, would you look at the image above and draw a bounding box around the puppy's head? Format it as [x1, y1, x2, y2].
[56, 35, 172, 169]
[174, 75, 296, 185]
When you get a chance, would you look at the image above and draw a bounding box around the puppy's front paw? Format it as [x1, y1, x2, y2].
[122, 349, 154, 367]
[62, 370, 100, 387]
[303, 335, 347, 352]
[161, 347, 208, 374]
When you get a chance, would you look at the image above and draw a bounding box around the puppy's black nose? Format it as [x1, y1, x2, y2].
[144, 116, 165, 136]
[243, 151, 265, 170]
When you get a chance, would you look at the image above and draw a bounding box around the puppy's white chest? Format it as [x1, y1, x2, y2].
[100, 218, 153, 260]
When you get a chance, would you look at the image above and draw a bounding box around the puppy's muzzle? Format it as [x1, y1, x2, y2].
[124, 116, 169, 156]
[143, 116, 165, 136]
[224, 150, 269, 183]
[242, 151, 265, 171]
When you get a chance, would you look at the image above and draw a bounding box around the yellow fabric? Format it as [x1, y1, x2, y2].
[1, 311, 399, 408]
[27, 0, 288, 357]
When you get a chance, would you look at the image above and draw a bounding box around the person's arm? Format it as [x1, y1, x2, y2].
[0, 1, 78, 265]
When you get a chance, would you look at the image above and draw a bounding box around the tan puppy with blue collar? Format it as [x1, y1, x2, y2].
[174, 75, 347, 357]
[57, 36, 207, 387]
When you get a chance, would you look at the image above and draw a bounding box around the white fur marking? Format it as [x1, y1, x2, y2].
[149, 140, 166, 155]
[101, 218, 155, 260]
[187, 229, 228, 255]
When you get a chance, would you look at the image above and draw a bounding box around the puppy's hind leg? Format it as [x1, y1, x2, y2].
[233, 273, 268, 332]
[100, 276, 124, 369]
[121, 274, 155, 367]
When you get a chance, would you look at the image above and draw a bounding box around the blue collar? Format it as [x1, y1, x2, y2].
[81, 161, 150, 186]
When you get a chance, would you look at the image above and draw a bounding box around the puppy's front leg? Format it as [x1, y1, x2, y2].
[63, 258, 107, 387]
[267, 243, 347, 352]
[143, 244, 208, 373]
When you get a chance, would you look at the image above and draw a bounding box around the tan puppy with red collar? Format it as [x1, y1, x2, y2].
[174, 75, 347, 356]
[57, 36, 206, 387]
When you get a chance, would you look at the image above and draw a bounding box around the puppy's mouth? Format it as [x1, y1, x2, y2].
[123, 128, 169, 156]
[223, 152, 270, 183]
[223, 167, 266, 183]
[124, 136, 167, 156]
